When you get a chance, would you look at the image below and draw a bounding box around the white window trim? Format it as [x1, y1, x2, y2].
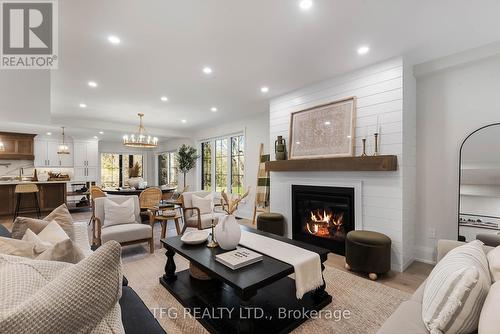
[197, 129, 246, 196]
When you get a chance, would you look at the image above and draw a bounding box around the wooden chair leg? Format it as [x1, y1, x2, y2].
[149, 238, 154, 253]
[174, 218, 181, 235]
[161, 221, 166, 239]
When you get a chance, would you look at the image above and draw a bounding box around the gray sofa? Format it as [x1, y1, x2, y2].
[377, 240, 494, 334]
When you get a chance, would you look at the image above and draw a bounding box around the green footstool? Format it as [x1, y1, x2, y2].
[256, 212, 285, 236]
[345, 230, 391, 280]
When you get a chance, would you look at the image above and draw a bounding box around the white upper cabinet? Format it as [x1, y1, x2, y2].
[73, 141, 98, 167]
[34, 138, 73, 167]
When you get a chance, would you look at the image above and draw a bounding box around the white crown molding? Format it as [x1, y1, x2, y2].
[414, 41, 500, 78]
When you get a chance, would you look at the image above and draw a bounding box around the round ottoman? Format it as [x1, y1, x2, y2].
[345, 230, 391, 280]
[256, 212, 285, 236]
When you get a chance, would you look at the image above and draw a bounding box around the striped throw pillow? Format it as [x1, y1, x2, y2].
[422, 240, 491, 334]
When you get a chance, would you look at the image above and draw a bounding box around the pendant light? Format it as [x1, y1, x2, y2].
[57, 127, 70, 155]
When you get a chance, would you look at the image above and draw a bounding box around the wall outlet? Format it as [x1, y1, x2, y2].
[429, 227, 436, 239]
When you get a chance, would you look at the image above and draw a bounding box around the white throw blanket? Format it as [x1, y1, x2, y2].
[239, 231, 324, 299]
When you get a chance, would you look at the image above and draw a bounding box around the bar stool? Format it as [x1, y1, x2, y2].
[14, 183, 41, 220]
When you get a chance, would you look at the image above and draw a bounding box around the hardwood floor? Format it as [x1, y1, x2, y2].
[1, 210, 433, 294]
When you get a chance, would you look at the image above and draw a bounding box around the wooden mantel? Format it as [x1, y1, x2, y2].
[265, 155, 398, 172]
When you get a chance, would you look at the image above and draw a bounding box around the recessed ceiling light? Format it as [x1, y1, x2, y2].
[107, 35, 121, 45]
[324, 121, 331, 125]
[357, 46, 370, 55]
[202, 67, 213, 75]
[88, 81, 98, 88]
[93, 136, 98, 139]
[99, 131, 104, 135]
[181, 119, 187, 123]
[299, 0, 313, 10]
[261, 86, 269, 93]
[79, 103, 87, 108]
[46, 132, 52, 136]
[211, 107, 218, 112]
[160, 96, 168, 102]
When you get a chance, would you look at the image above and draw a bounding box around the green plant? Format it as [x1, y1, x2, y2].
[175, 144, 199, 188]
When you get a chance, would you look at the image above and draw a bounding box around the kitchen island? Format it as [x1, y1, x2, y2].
[0, 181, 67, 217]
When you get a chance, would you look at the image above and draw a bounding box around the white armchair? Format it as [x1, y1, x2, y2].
[180, 191, 226, 234]
[93, 196, 154, 253]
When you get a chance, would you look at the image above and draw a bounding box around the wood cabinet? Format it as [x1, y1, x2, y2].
[34, 138, 73, 167]
[0, 132, 36, 160]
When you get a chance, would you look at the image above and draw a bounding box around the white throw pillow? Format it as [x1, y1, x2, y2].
[22, 228, 53, 253]
[422, 240, 491, 334]
[191, 194, 213, 215]
[486, 245, 500, 282]
[478, 281, 500, 334]
[37, 221, 70, 245]
[104, 198, 136, 226]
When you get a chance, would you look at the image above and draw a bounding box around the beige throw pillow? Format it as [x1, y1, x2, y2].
[0, 237, 37, 258]
[422, 240, 490, 334]
[192, 194, 213, 215]
[478, 281, 500, 334]
[36, 239, 85, 264]
[0, 241, 124, 334]
[104, 198, 136, 226]
[22, 228, 53, 253]
[36, 221, 70, 244]
[11, 204, 75, 240]
[486, 245, 500, 282]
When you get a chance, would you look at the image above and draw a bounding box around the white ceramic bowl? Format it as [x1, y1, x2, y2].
[181, 230, 210, 245]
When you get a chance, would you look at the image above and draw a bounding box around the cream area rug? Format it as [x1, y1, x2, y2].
[121, 246, 409, 334]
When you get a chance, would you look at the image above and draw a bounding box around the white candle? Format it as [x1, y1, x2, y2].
[377, 115, 383, 134]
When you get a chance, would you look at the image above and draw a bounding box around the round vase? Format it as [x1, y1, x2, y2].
[215, 214, 241, 250]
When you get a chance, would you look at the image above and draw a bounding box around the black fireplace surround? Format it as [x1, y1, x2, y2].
[292, 185, 355, 255]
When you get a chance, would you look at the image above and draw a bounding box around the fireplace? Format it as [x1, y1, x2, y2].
[292, 185, 355, 255]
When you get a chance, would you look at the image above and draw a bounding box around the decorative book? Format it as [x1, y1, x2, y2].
[215, 247, 263, 270]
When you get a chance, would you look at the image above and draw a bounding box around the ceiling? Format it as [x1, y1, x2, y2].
[50, 0, 500, 140]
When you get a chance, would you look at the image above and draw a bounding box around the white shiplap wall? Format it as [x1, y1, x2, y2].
[269, 57, 415, 272]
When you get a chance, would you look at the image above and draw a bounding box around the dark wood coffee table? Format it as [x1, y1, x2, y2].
[159, 226, 331, 334]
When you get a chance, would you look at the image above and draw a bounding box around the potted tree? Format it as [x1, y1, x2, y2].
[175, 144, 199, 188]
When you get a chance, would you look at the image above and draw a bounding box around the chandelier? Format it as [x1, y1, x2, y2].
[57, 127, 70, 155]
[123, 113, 158, 148]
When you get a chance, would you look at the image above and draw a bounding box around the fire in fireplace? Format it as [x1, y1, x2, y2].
[292, 185, 354, 255]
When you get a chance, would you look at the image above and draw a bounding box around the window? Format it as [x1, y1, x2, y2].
[201, 134, 244, 195]
[100, 153, 143, 188]
[231, 135, 245, 195]
[215, 138, 228, 192]
[201, 142, 212, 191]
[158, 152, 177, 186]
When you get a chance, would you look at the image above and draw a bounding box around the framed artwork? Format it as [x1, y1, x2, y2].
[289, 97, 356, 159]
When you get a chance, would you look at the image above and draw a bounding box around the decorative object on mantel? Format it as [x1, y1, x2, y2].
[265, 155, 398, 172]
[361, 138, 368, 157]
[289, 97, 356, 159]
[123, 113, 159, 148]
[215, 189, 249, 250]
[373, 114, 382, 156]
[57, 127, 70, 155]
[275, 136, 287, 160]
[0, 140, 4, 152]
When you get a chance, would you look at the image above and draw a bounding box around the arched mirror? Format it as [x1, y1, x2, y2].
[459, 123, 500, 243]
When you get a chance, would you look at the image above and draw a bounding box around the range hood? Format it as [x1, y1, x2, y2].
[0, 132, 36, 160]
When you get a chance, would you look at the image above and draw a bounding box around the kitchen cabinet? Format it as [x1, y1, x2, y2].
[73, 140, 98, 182]
[0, 132, 35, 160]
[0, 182, 67, 216]
[34, 138, 73, 167]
